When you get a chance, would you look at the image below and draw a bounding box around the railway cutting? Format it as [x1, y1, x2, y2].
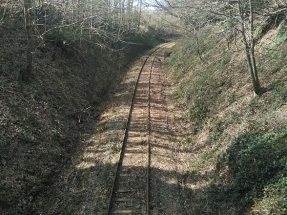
[107, 44, 174, 215]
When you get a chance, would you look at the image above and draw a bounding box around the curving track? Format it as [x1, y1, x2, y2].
[107, 44, 171, 215]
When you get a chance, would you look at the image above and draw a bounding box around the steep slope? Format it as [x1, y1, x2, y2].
[164, 22, 287, 214]
[0, 24, 161, 214]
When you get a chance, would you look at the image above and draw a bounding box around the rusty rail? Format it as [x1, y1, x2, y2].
[107, 44, 169, 215]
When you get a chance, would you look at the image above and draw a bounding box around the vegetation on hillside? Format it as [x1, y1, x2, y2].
[164, 14, 287, 215]
[0, 1, 173, 214]
[1, 0, 287, 214]
[154, 0, 287, 95]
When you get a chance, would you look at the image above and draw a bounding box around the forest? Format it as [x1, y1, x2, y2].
[1, 0, 287, 214]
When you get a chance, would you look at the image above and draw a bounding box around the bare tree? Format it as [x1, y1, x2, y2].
[238, 0, 261, 95]
[152, 0, 284, 94]
[23, 0, 33, 82]
[2, 0, 148, 82]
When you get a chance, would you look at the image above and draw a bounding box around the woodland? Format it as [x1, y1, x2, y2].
[1, 0, 287, 214]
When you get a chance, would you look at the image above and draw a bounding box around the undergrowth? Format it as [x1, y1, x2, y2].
[166, 26, 230, 132]
[164, 21, 287, 214]
[0, 23, 162, 214]
[212, 128, 287, 214]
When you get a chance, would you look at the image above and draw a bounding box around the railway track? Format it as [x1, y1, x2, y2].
[107, 44, 170, 215]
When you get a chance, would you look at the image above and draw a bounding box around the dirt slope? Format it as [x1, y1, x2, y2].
[163, 24, 287, 214]
[0, 25, 157, 214]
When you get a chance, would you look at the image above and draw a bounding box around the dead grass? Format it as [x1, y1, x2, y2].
[0, 24, 157, 214]
[164, 23, 287, 214]
[1, 15, 287, 214]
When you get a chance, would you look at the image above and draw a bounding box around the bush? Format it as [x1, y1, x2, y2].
[209, 127, 287, 213]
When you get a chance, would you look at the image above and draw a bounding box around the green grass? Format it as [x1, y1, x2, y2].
[164, 19, 287, 214]
[210, 128, 287, 214]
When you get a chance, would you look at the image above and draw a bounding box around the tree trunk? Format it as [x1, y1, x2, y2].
[248, 0, 261, 94]
[121, 0, 126, 32]
[137, 0, 142, 31]
[23, 0, 33, 82]
[238, 0, 261, 95]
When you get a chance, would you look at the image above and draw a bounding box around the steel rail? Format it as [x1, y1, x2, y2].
[107, 44, 169, 215]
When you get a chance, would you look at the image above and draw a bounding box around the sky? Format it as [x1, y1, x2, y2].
[143, 0, 158, 11]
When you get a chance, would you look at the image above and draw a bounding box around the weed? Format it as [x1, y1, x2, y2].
[122, 120, 127, 130]
[259, 19, 287, 75]
[163, 14, 287, 215]
[264, 80, 287, 109]
[209, 127, 287, 213]
[221, 54, 231, 67]
[211, 120, 226, 143]
[181, 135, 193, 146]
[228, 92, 237, 104]
[11, 103, 42, 133]
[18, 133, 34, 144]
[92, 163, 115, 212]
[255, 177, 287, 214]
